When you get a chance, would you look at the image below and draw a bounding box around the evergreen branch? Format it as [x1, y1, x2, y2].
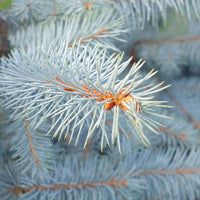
[159, 126, 188, 141]
[10, 178, 128, 193]
[130, 19, 200, 78]
[148, 108, 200, 148]
[165, 77, 200, 129]
[1, 153, 143, 200]
[24, 116, 40, 165]
[9, 8, 126, 51]
[3, 0, 106, 26]
[1, 147, 200, 200]
[0, 44, 171, 152]
[10, 0, 45, 22]
[146, 76, 200, 147]
[132, 168, 200, 176]
[36, 0, 110, 23]
[5, 0, 200, 31]
[67, 29, 110, 48]
[4, 114, 56, 174]
[108, 0, 200, 29]
[130, 147, 200, 200]
[1, 1, 200, 200]
[131, 35, 200, 61]
[132, 35, 200, 47]
[167, 93, 200, 129]
[81, 134, 96, 161]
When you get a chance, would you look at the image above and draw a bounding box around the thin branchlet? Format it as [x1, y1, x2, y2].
[51, 76, 135, 112]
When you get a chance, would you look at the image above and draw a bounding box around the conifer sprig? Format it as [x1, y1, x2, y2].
[0, 153, 143, 200]
[0, 43, 171, 152]
[1, 147, 200, 200]
[9, 7, 126, 51]
[9, 117, 55, 174]
[108, 0, 200, 29]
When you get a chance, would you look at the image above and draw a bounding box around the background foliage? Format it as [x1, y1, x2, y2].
[0, 0, 200, 199]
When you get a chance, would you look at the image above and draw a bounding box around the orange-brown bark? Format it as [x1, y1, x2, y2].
[10, 178, 127, 195]
[24, 116, 40, 165]
[131, 167, 200, 176]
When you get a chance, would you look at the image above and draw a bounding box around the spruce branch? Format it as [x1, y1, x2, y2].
[0, 1, 199, 200]
[3, 0, 200, 32]
[1, 147, 200, 200]
[149, 76, 200, 147]
[130, 18, 200, 78]
[0, 153, 143, 200]
[108, 0, 200, 29]
[159, 76, 200, 130]
[0, 109, 55, 174]
[9, 0, 112, 24]
[131, 147, 200, 200]
[9, 8, 126, 51]
[168, 93, 200, 129]
[10, 0, 45, 22]
[98, 75, 200, 152]
[0, 43, 171, 152]
[9, 118, 55, 174]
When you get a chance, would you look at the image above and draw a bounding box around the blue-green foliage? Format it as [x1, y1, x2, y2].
[0, 0, 200, 200]
[1, 147, 200, 200]
[131, 13, 200, 79]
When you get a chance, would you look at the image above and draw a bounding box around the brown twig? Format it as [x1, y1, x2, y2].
[168, 94, 200, 129]
[24, 116, 40, 165]
[159, 126, 188, 141]
[131, 167, 200, 176]
[10, 177, 127, 195]
[131, 35, 200, 60]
